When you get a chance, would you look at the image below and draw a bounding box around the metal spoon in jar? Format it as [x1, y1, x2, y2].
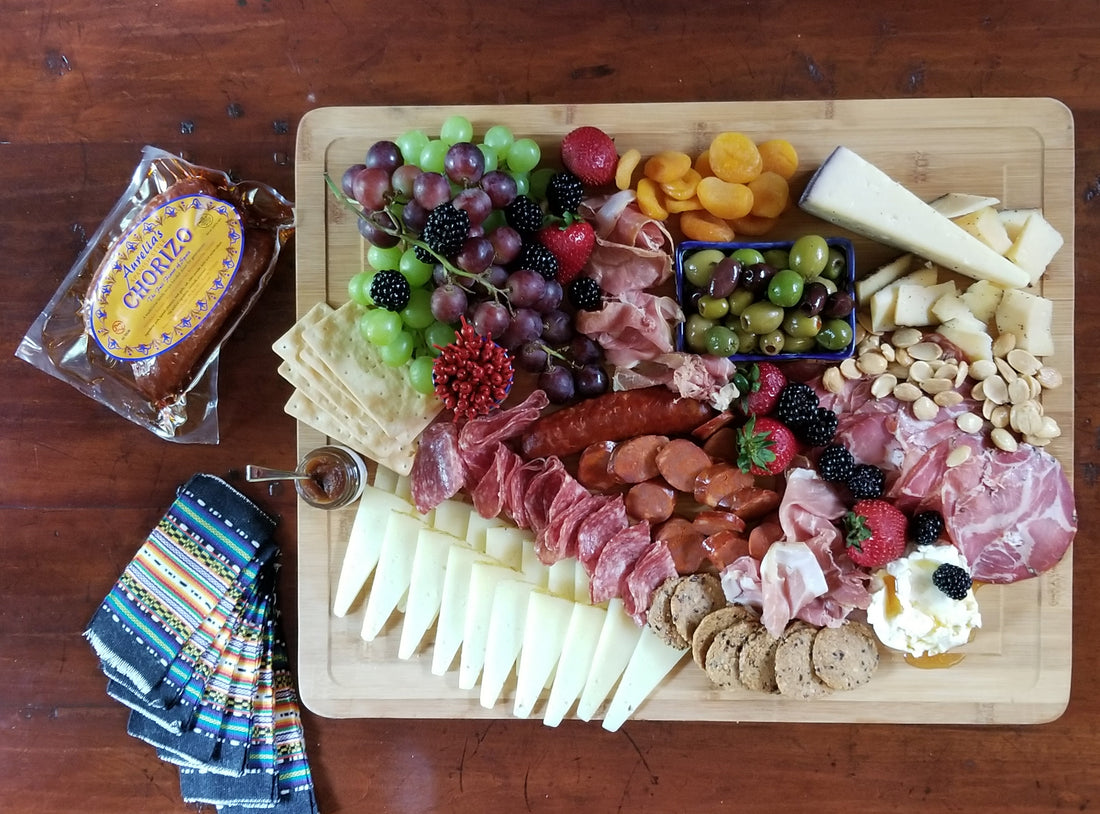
[245, 464, 311, 483]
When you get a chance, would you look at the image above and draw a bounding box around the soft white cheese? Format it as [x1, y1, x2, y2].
[866, 546, 982, 657]
[800, 146, 1030, 288]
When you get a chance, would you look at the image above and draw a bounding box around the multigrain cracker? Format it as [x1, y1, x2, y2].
[737, 626, 782, 693]
[691, 605, 755, 669]
[703, 618, 760, 688]
[647, 576, 690, 650]
[775, 622, 833, 700]
[670, 573, 726, 644]
[811, 620, 879, 691]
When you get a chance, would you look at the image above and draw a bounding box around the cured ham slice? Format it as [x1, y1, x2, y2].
[576, 290, 682, 368]
[759, 542, 829, 637]
[409, 420, 466, 514]
[622, 542, 678, 624]
[589, 522, 652, 605]
[610, 353, 738, 411]
[581, 190, 674, 253]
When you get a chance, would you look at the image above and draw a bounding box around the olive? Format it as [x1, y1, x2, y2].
[823, 290, 855, 319]
[686, 288, 704, 312]
[733, 328, 759, 353]
[822, 246, 846, 281]
[817, 318, 854, 351]
[799, 281, 829, 316]
[697, 294, 730, 320]
[741, 262, 777, 294]
[707, 257, 743, 298]
[767, 268, 804, 308]
[788, 235, 829, 278]
[782, 311, 823, 338]
[759, 330, 785, 355]
[782, 334, 817, 353]
[727, 288, 756, 317]
[762, 248, 790, 270]
[685, 313, 715, 352]
[682, 249, 726, 288]
[705, 325, 740, 357]
[731, 247, 766, 266]
[740, 301, 785, 335]
[807, 275, 837, 295]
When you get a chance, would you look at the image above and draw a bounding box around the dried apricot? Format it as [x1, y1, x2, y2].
[746, 171, 790, 218]
[681, 210, 736, 242]
[666, 195, 704, 213]
[644, 150, 693, 184]
[730, 213, 779, 236]
[616, 148, 643, 191]
[757, 139, 799, 180]
[660, 168, 702, 201]
[708, 132, 763, 184]
[636, 177, 669, 220]
[694, 149, 713, 178]
[696, 176, 754, 220]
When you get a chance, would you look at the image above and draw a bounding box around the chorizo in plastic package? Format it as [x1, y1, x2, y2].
[15, 145, 295, 442]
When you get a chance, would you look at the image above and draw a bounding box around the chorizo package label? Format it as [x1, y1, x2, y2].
[90, 194, 244, 362]
[16, 146, 295, 443]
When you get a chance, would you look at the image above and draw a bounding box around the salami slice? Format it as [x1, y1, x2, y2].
[589, 522, 652, 604]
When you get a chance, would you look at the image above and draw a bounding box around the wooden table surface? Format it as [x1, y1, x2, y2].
[2, 2, 1097, 812]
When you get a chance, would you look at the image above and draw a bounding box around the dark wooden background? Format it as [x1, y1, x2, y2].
[2, 2, 1097, 811]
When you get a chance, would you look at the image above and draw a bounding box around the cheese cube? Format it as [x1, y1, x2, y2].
[1003, 211, 1064, 285]
[952, 206, 1013, 255]
[960, 279, 1006, 324]
[855, 253, 914, 304]
[928, 192, 1000, 219]
[869, 265, 939, 332]
[995, 288, 1055, 357]
[894, 280, 958, 327]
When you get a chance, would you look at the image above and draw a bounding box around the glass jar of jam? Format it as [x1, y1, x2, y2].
[294, 445, 368, 509]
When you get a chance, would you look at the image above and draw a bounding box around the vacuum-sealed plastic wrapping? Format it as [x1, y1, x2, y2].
[16, 146, 295, 442]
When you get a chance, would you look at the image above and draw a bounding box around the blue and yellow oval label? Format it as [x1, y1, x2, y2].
[88, 194, 244, 361]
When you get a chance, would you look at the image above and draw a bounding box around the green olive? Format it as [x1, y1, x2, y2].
[730, 247, 766, 266]
[782, 311, 823, 338]
[727, 289, 756, 317]
[704, 325, 740, 357]
[822, 246, 847, 281]
[740, 301, 785, 335]
[766, 268, 805, 308]
[685, 313, 715, 352]
[788, 235, 830, 278]
[816, 318, 854, 351]
[762, 248, 790, 270]
[697, 294, 730, 320]
[806, 275, 837, 295]
[782, 334, 817, 353]
[733, 328, 759, 353]
[759, 330, 785, 355]
[683, 249, 727, 288]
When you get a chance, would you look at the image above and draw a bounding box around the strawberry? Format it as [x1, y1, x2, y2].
[740, 362, 787, 417]
[735, 415, 797, 476]
[560, 126, 618, 187]
[843, 499, 908, 568]
[538, 219, 595, 285]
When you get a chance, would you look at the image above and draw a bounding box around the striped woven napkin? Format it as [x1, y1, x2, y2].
[84, 474, 318, 813]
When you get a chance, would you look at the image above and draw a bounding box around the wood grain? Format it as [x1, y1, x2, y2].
[3, 2, 1100, 812]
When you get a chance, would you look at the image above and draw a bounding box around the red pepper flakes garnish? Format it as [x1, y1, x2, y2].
[432, 317, 514, 421]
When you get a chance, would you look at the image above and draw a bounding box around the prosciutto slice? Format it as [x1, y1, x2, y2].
[576, 290, 683, 367]
[409, 420, 466, 514]
[589, 521, 652, 604]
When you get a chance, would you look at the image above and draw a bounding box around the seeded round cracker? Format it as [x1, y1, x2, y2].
[670, 573, 727, 644]
[703, 618, 760, 688]
[691, 604, 755, 669]
[738, 626, 782, 693]
[647, 576, 690, 650]
[775, 622, 833, 700]
[811, 620, 880, 691]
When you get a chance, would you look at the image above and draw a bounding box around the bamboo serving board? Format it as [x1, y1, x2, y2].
[292, 99, 1074, 724]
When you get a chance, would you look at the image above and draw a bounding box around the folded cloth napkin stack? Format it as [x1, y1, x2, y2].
[84, 473, 319, 813]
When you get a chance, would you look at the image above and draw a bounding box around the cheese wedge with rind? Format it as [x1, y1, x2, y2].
[575, 598, 643, 721]
[398, 528, 466, 660]
[513, 591, 575, 718]
[460, 562, 526, 690]
[800, 146, 1030, 288]
[333, 486, 417, 617]
[479, 578, 535, 708]
[431, 546, 496, 676]
[361, 511, 427, 641]
[543, 603, 607, 727]
[602, 625, 689, 732]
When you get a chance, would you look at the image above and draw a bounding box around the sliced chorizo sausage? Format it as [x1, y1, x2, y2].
[701, 529, 752, 569]
[691, 509, 747, 536]
[701, 426, 740, 464]
[725, 487, 781, 520]
[625, 479, 677, 524]
[691, 410, 736, 441]
[577, 440, 620, 492]
[609, 435, 668, 484]
[748, 518, 784, 559]
[655, 438, 713, 492]
[693, 463, 754, 509]
[654, 517, 707, 574]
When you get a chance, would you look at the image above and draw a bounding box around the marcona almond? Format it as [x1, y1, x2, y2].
[938, 362, 959, 382]
[990, 404, 1010, 428]
[1007, 348, 1041, 376]
[956, 412, 984, 434]
[891, 327, 923, 348]
[992, 332, 1017, 357]
[920, 377, 955, 394]
[880, 343, 896, 362]
[823, 366, 845, 394]
[907, 360, 933, 382]
[946, 445, 972, 467]
[894, 347, 912, 367]
[969, 359, 998, 381]
[913, 396, 939, 420]
[953, 360, 969, 388]
[1037, 415, 1062, 439]
[908, 341, 944, 361]
[982, 375, 1009, 405]
[1026, 434, 1052, 447]
[871, 373, 898, 398]
[887, 362, 910, 379]
[1027, 375, 1042, 400]
[1010, 402, 1044, 436]
[934, 390, 964, 408]
[991, 427, 1018, 452]
[972, 380, 987, 402]
[854, 323, 869, 345]
[1008, 378, 1031, 405]
[893, 382, 923, 402]
[995, 356, 1019, 384]
[840, 357, 862, 379]
[857, 352, 888, 376]
[1036, 366, 1064, 389]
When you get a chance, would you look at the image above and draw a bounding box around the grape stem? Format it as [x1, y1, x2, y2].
[324, 173, 510, 305]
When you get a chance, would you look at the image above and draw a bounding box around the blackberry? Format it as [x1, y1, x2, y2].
[775, 382, 819, 428]
[567, 276, 603, 311]
[504, 195, 545, 233]
[517, 241, 560, 280]
[847, 463, 886, 500]
[817, 443, 854, 483]
[909, 510, 945, 547]
[369, 269, 411, 312]
[931, 563, 972, 600]
[795, 406, 839, 446]
[415, 202, 470, 263]
[546, 170, 584, 216]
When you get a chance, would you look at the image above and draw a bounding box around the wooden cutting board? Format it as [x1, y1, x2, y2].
[292, 99, 1074, 724]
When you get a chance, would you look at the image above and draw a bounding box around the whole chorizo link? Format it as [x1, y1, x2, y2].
[520, 387, 713, 460]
